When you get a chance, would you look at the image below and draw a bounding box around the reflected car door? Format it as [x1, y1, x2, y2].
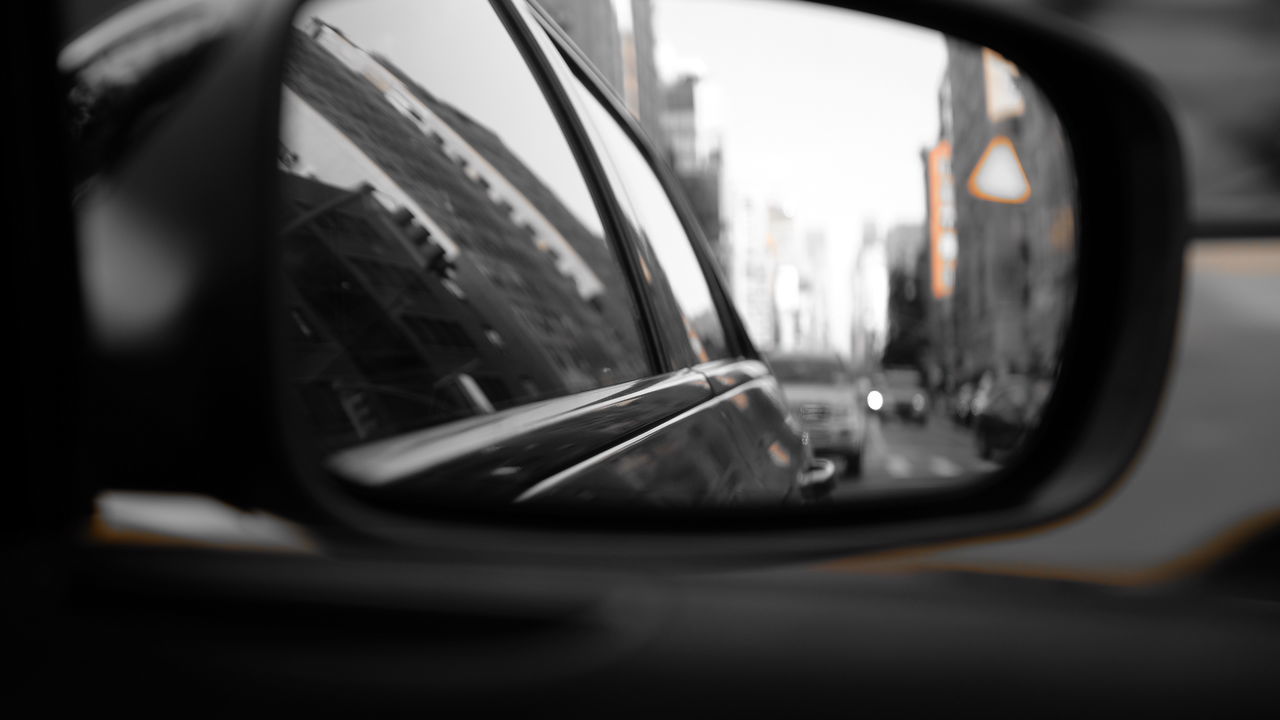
[273, 0, 806, 510]
[517, 0, 807, 505]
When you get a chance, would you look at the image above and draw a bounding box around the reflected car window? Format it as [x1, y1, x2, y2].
[278, 0, 651, 452]
[535, 35, 731, 366]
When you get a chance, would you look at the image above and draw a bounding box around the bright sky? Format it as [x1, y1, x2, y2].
[653, 0, 947, 242]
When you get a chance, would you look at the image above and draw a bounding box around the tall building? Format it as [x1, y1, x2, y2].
[725, 195, 779, 351]
[850, 222, 888, 368]
[885, 223, 927, 275]
[661, 75, 698, 173]
[923, 39, 1076, 389]
[538, 2, 723, 266]
[882, 222, 930, 371]
[767, 206, 830, 353]
[538, 0, 666, 147]
[659, 72, 725, 263]
[800, 229, 829, 352]
[536, 0, 624, 93]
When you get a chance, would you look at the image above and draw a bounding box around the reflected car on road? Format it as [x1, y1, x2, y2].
[770, 353, 867, 477]
[875, 366, 930, 425]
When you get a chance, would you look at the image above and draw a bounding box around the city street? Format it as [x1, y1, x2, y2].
[829, 412, 997, 499]
[851, 243, 1280, 576]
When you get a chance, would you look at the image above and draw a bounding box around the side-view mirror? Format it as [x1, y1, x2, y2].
[63, 0, 1184, 567]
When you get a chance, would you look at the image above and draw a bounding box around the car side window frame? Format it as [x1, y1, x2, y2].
[518, 0, 758, 370]
[298, 0, 735, 504]
[488, 0, 679, 375]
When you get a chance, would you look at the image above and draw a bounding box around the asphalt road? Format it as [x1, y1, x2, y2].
[887, 242, 1280, 578]
[828, 414, 997, 500]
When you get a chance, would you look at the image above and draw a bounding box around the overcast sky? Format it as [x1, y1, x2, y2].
[652, 0, 947, 243]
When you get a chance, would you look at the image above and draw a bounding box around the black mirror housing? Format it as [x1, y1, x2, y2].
[64, 0, 1185, 567]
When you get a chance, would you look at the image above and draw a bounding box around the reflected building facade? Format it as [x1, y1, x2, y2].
[538, 0, 665, 145]
[621, 0, 664, 142]
[882, 222, 930, 373]
[279, 19, 649, 450]
[726, 195, 776, 351]
[922, 40, 1076, 391]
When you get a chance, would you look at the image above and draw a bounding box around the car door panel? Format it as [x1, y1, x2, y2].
[328, 368, 714, 509]
[517, 379, 801, 506]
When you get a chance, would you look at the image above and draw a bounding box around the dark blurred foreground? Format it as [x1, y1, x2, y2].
[1000, 0, 1280, 227]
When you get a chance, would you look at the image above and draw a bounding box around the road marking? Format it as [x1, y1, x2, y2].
[886, 456, 912, 478]
[929, 457, 962, 477]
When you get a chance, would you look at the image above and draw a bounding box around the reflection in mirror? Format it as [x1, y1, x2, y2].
[278, 1, 652, 452]
[631, 0, 1076, 499]
[278, 0, 1075, 509]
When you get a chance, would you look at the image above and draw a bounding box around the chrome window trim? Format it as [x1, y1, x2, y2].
[522, 0, 760, 365]
[329, 368, 712, 488]
[514, 375, 776, 502]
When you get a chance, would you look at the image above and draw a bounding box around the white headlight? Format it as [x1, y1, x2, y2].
[867, 390, 884, 411]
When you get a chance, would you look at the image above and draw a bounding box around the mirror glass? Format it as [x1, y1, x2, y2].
[278, 0, 1076, 509]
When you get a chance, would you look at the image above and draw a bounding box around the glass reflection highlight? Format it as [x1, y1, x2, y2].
[279, 2, 650, 452]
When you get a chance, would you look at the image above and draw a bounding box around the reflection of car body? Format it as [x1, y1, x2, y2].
[771, 354, 866, 477]
[877, 367, 930, 424]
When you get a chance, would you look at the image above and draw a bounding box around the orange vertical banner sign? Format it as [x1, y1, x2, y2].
[928, 140, 957, 299]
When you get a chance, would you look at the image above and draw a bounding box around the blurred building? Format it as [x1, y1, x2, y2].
[922, 39, 1075, 390]
[540, 2, 726, 274]
[850, 222, 888, 368]
[766, 205, 797, 350]
[661, 75, 698, 173]
[536, 0, 624, 94]
[620, 0, 664, 142]
[538, 0, 665, 146]
[660, 72, 726, 267]
[802, 230, 830, 352]
[1002, 0, 1280, 225]
[726, 195, 774, 350]
[885, 223, 927, 274]
[881, 222, 930, 372]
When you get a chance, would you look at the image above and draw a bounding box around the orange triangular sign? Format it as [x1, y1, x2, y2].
[968, 136, 1031, 204]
